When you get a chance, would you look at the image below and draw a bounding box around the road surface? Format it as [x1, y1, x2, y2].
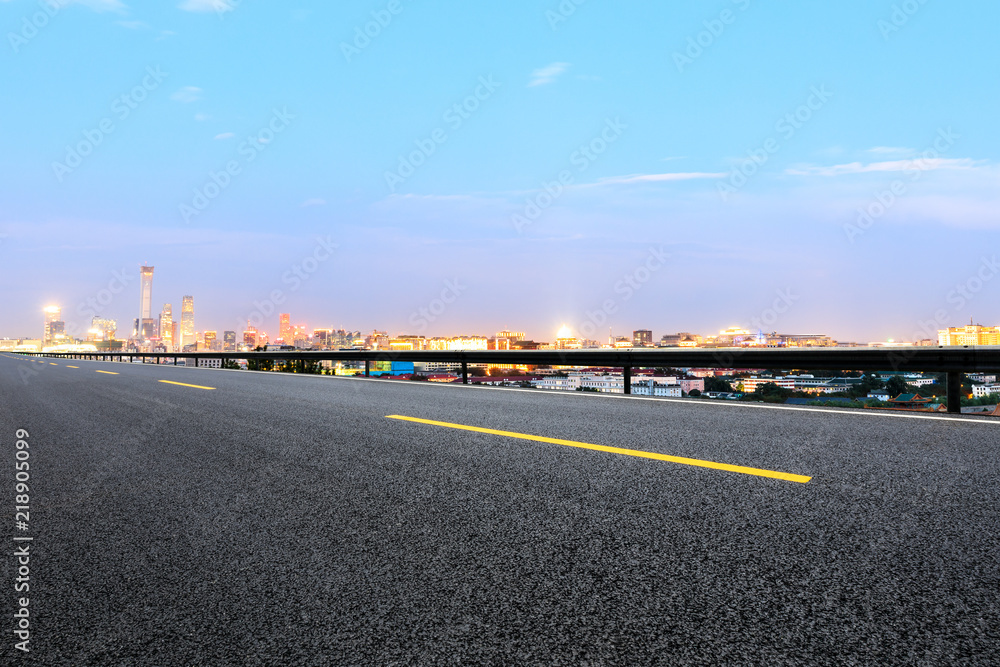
[2, 354, 998, 665]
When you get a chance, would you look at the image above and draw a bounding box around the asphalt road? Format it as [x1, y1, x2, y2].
[2, 353, 999, 665]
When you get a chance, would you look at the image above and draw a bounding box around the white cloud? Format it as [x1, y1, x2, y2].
[194, 113, 211, 121]
[588, 172, 728, 186]
[529, 62, 570, 87]
[867, 146, 914, 157]
[214, 132, 234, 140]
[171, 86, 202, 103]
[300, 198, 326, 208]
[178, 0, 234, 12]
[787, 158, 984, 177]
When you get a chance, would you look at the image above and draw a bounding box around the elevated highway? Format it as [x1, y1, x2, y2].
[2, 353, 998, 663]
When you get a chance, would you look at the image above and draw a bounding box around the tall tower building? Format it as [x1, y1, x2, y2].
[139, 266, 154, 320]
[279, 313, 291, 344]
[160, 304, 173, 351]
[181, 296, 195, 349]
[43, 306, 62, 345]
[139, 266, 157, 339]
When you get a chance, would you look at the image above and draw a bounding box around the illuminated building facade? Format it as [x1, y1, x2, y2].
[43, 306, 63, 346]
[160, 305, 172, 350]
[279, 313, 291, 344]
[938, 324, 1000, 346]
[181, 296, 194, 349]
[139, 266, 157, 339]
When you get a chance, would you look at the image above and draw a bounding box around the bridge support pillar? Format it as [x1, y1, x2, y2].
[462, 361, 468, 385]
[624, 366, 632, 395]
[946, 371, 962, 414]
[365, 360, 370, 377]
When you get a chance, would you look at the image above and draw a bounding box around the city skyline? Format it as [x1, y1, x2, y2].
[9, 254, 1000, 347]
[3, 2, 999, 344]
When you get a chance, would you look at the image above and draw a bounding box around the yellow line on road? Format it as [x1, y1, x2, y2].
[386, 415, 811, 484]
[67, 366, 79, 369]
[95, 370, 119, 375]
[158, 380, 216, 391]
[49, 362, 58, 366]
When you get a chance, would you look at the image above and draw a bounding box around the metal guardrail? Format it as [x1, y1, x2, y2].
[15, 346, 1000, 414]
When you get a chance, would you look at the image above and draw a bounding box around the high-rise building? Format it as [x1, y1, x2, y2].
[91, 317, 117, 341]
[223, 331, 237, 351]
[139, 266, 154, 319]
[243, 326, 257, 349]
[204, 330, 218, 350]
[138, 266, 155, 339]
[181, 296, 195, 349]
[279, 313, 291, 344]
[160, 305, 173, 350]
[46, 321, 66, 346]
[43, 306, 62, 345]
[633, 330, 653, 347]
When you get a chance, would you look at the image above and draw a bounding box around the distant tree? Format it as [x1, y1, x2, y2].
[855, 374, 882, 392]
[885, 376, 909, 397]
[688, 388, 702, 397]
[754, 382, 792, 399]
[409, 374, 430, 381]
[704, 377, 733, 393]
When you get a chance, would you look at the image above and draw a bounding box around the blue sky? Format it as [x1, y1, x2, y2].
[2, 0, 998, 343]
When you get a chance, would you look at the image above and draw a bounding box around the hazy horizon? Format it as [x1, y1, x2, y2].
[4, 1, 998, 344]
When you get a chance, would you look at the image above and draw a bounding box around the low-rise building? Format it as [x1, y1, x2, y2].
[631, 380, 682, 397]
[939, 324, 1000, 346]
[972, 384, 1000, 399]
[740, 376, 796, 393]
[533, 375, 582, 391]
[679, 378, 704, 394]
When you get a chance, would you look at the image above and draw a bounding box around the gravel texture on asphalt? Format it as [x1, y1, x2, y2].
[2, 354, 999, 665]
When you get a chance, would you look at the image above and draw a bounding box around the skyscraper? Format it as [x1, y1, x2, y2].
[43, 306, 62, 345]
[139, 266, 157, 339]
[279, 313, 291, 344]
[181, 296, 195, 349]
[139, 266, 154, 320]
[160, 305, 173, 350]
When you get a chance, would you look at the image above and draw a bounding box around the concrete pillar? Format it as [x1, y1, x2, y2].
[947, 371, 962, 414]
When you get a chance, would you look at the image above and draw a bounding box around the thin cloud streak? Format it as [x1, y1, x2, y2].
[787, 158, 985, 177]
[529, 62, 570, 87]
